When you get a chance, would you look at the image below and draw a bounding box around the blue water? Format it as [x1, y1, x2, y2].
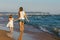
[0, 14, 60, 36]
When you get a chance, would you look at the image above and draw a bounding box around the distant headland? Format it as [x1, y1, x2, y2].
[0, 12, 59, 15]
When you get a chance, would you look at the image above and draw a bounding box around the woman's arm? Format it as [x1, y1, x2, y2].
[13, 18, 19, 21]
[13, 11, 20, 21]
[24, 12, 29, 22]
[18, 11, 20, 18]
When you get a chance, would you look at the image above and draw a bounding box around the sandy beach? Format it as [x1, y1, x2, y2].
[0, 30, 13, 40]
[0, 24, 60, 40]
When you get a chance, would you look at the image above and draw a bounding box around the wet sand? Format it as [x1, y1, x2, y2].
[25, 31, 60, 40]
[0, 26, 35, 40]
[0, 30, 13, 40]
[24, 25, 60, 40]
[0, 30, 60, 40]
[0, 25, 60, 40]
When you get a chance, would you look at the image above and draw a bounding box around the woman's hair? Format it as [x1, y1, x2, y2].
[18, 7, 23, 17]
[19, 7, 23, 11]
[9, 14, 12, 18]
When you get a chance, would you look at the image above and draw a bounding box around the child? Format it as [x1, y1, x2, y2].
[7, 14, 14, 37]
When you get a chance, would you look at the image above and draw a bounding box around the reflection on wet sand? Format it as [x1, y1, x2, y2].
[18, 32, 24, 40]
[0, 25, 60, 40]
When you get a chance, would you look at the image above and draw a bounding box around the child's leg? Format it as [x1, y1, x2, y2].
[10, 27, 13, 34]
[7, 27, 13, 38]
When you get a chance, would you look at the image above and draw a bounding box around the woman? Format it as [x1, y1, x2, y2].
[18, 7, 29, 40]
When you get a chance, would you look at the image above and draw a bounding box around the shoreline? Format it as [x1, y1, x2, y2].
[24, 30, 60, 40]
[0, 24, 60, 40]
[0, 30, 14, 40]
[0, 29, 60, 40]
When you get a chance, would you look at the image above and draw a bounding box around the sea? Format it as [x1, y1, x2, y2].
[0, 12, 60, 37]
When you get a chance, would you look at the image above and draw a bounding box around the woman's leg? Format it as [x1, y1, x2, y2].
[18, 22, 24, 40]
[20, 22, 24, 32]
